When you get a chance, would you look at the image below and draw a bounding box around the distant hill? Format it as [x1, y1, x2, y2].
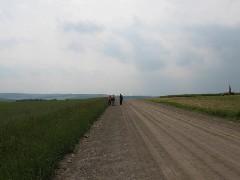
[0, 93, 155, 101]
[122, 96, 154, 100]
[0, 93, 107, 101]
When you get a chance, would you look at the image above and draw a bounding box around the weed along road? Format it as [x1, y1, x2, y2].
[54, 100, 240, 179]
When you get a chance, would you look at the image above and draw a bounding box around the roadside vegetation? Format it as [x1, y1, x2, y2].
[148, 94, 240, 122]
[0, 98, 108, 180]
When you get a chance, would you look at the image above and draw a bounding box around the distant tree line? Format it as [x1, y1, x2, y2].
[15, 99, 58, 102]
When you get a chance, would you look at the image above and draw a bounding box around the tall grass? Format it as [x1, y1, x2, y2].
[0, 98, 108, 179]
[148, 95, 240, 122]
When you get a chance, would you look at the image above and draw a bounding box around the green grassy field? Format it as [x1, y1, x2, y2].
[148, 95, 240, 122]
[0, 98, 108, 180]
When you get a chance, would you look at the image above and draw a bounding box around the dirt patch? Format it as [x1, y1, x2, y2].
[54, 100, 240, 179]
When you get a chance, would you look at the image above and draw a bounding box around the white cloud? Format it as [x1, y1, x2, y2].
[62, 21, 105, 34]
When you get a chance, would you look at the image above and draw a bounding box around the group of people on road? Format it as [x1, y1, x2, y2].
[108, 94, 123, 106]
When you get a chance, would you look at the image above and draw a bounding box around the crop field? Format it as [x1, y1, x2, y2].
[148, 95, 240, 122]
[0, 98, 108, 180]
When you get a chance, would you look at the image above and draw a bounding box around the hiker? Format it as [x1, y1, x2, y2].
[119, 94, 123, 105]
[108, 95, 112, 106]
[112, 95, 115, 106]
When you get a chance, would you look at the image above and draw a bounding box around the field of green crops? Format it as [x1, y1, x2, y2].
[148, 95, 240, 122]
[0, 98, 108, 180]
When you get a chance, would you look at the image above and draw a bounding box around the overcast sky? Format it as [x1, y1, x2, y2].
[1, 0, 240, 96]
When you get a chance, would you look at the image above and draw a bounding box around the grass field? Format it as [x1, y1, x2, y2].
[0, 98, 108, 180]
[148, 95, 240, 122]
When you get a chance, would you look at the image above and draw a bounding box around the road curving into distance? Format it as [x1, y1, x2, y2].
[54, 100, 240, 179]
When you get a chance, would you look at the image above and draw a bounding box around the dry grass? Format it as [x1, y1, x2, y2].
[148, 95, 240, 121]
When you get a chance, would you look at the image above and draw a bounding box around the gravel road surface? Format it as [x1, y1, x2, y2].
[54, 100, 240, 179]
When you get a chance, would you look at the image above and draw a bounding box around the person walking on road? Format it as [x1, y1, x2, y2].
[112, 95, 115, 106]
[108, 95, 112, 106]
[119, 94, 123, 105]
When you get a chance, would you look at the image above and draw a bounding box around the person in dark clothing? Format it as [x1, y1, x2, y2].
[112, 95, 115, 106]
[108, 95, 112, 106]
[119, 94, 123, 105]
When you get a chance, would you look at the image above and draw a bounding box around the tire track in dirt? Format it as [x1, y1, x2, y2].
[134, 101, 240, 159]
[127, 100, 240, 179]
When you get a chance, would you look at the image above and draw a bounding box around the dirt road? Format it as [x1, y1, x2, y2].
[54, 100, 240, 179]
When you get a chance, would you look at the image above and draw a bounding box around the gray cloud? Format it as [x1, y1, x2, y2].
[176, 50, 203, 66]
[113, 26, 169, 71]
[0, 66, 17, 78]
[188, 24, 240, 61]
[0, 65, 40, 78]
[68, 41, 83, 53]
[168, 24, 240, 94]
[104, 17, 170, 71]
[0, 10, 10, 22]
[0, 38, 17, 50]
[62, 21, 105, 34]
[0, 38, 34, 51]
[103, 39, 129, 63]
[188, 24, 240, 75]
[128, 33, 167, 71]
[104, 31, 167, 70]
